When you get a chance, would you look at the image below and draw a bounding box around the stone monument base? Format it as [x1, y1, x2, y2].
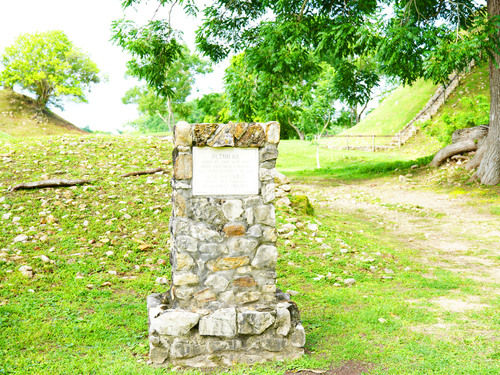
[147, 293, 305, 367]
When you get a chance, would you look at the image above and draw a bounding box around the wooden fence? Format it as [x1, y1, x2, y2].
[322, 132, 402, 152]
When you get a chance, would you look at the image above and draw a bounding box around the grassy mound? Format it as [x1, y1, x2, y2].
[0, 89, 87, 137]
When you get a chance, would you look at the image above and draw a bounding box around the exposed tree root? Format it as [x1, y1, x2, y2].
[11, 179, 93, 191]
[119, 167, 164, 177]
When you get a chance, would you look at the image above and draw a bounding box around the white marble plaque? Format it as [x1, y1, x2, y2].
[192, 147, 259, 196]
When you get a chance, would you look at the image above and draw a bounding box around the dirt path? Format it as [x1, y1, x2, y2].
[294, 177, 500, 287]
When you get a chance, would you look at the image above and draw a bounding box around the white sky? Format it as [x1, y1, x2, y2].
[0, 0, 226, 133]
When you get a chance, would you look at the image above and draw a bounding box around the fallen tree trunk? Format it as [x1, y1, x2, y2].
[429, 140, 477, 168]
[11, 179, 93, 191]
[120, 167, 164, 178]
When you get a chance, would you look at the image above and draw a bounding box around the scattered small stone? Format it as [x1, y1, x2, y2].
[313, 275, 325, 281]
[75, 272, 85, 279]
[39, 255, 50, 263]
[13, 234, 28, 243]
[86, 284, 94, 289]
[105, 251, 114, 257]
[286, 290, 299, 296]
[378, 318, 387, 323]
[28, 289, 35, 293]
[343, 278, 356, 286]
[404, 266, 411, 271]
[101, 282, 112, 287]
[18, 265, 33, 278]
[156, 277, 168, 284]
[398, 175, 408, 183]
[333, 283, 342, 287]
[157, 259, 167, 265]
[307, 223, 318, 231]
[384, 268, 394, 274]
[107, 270, 117, 275]
[123, 213, 132, 219]
[340, 248, 349, 254]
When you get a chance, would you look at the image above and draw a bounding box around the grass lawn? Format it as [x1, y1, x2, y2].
[1, 135, 498, 374]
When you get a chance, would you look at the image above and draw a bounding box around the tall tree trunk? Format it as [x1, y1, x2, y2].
[476, 0, 500, 185]
[167, 98, 174, 132]
[287, 119, 305, 140]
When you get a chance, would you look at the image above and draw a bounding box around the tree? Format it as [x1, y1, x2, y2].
[188, 93, 231, 123]
[300, 64, 338, 168]
[116, 30, 211, 131]
[224, 52, 317, 140]
[117, 0, 500, 184]
[0, 30, 100, 109]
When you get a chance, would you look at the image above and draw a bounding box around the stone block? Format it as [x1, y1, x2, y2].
[175, 235, 198, 253]
[261, 183, 276, 203]
[219, 291, 236, 305]
[227, 237, 259, 254]
[266, 121, 280, 144]
[251, 245, 278, 269]
[237, 310, 275, 334]
[291, 324, 306, 347]
[174, 153, 193, 180]
[254, 205, 276, 226]
[234, 122, 248, 140]
[150, 345, 170, 364]
[190, 222, 223, 242]
[275, 307, 291, 336]
[207, 256, 250, 272]
[170, 217, 191, 236]
[199, 242, 228, 255]
[223, 223, 246, 237]
[205, 274, 230, 293]
[243, 196, 262, 207]
[245, 207, 254, 226]
[194, 288, 217, 303]
[174, 286, 195, 300]
[233, 276, 257, 288]
[235, 123, 266, 147]
[173, 272, 200, 286]
[247, 225, 262, 237]
[150, 310, 200, 336]
[222, 199, 243, 220]
[170, 338, 204, 359]
[193, 123, 218, 146]
[236, 291, 260, 304]
[206, 339, 242, 353]
[207, 123, 235, 147]
[262, 226, 278, 242]
[260, 145, 279, 162]
[174, 121, 192, 147]
[172, 191, 187, 217]
[260, 168, 275, 181]
[176, 252, 195, 271]
[199, 308, 237, 337]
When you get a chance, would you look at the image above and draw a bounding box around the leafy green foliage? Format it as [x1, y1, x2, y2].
[187, 93, 231, 123]
[111, 19, 184, 99]
[421, 95, 490, 144]
[121, 44, 211, 131]
[0, 31, 100, 109]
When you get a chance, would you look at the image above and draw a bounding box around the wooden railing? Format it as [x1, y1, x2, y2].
[322, 132, 402, 151]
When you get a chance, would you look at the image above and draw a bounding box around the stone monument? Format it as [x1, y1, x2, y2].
[147, 121, 305, 367]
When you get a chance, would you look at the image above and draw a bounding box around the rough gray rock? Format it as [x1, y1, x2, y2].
[150, 310, 201, 336]
[237, 310, 275, 334]
[199, 308, 237, 337]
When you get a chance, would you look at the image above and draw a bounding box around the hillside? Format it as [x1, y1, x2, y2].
[0, 89, 87, 138]
[347, 78, 439, 136]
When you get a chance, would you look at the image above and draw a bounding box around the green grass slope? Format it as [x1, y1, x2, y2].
[346, 78, 439, 136]
[419, 64, 489, 145]
[0, 89, 87, 137]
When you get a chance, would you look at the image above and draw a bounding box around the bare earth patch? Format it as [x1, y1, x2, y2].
[296, 177, 500, 285]
[285, 361, 375, 375]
